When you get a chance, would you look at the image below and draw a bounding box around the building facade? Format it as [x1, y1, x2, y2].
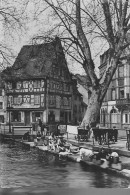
[72, 79, 87, 125]
[1, 37, 86, 127]
[0, 75, 6, 124]
[99, 49, 130, 129]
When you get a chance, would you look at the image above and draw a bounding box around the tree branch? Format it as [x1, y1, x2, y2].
[76, 0, 98, 87]
[101, 0, 115, 48]
[121, 0, 128, 26]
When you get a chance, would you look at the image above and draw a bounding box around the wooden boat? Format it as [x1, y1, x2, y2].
[80, 149, 122, 171]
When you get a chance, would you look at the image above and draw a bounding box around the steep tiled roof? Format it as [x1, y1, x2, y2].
[1, 37, 67, 81]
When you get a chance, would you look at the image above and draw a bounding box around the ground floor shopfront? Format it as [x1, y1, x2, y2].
[6, 108, 72, 127]
[100, 100, 130, 130]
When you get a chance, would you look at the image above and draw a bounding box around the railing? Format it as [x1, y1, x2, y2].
[66, 125, 89, 142]
[0, 124, 10, 135]
[12, 126, 32, 136]
[92, 127, 118, 146]
[116, 98, 130, 105]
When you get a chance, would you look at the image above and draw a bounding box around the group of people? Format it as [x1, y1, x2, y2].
[34, 128, 70, 153]
[79, 146, 119, 164]
[96, 147, 119, 163]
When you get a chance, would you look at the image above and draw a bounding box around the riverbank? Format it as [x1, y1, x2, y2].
[1, 132, 130, 180]
[67, 137, 130, 169]
[11, 138, 130, 180]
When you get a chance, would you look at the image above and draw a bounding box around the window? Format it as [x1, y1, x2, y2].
[49, 95, 55, 106]
[14, 95, 22, 105]
[17, 95, 22, 104]
[41, 94, 44, 107]
[16, 81, 22, 89]
[32, 112, 41, 122]
[14, 96, 17, 105]
[41, 80, 44, 88]
[23, 81, 28, 88]
[56, 96, 61, 108]
[123, 113, 129, 124]
[23, 95, 30, 103]
[110, 108, 118, 124]
[35, 112, 40, 117]
[55, 82, 60, 90]
[63, 97, 69, 106]
[34, 95, 40, 105]
[118, 78, 124, 86]
[0, 89, 2, 96]
[7, 82, 12, 90]
[0, 102, 3, 109]
[31, 95, 34, 105]
[119, 88, 124, 99]
[125, 114, 128, 123]
[34, 80, 41, 88]
[37, 81, 41, 88]
[111, 88, 116, 100]
[8, 96, 13, 105]
[118, 66, 124, 78]
[0, 115, 4, 123]
[11, 111, 21, 122]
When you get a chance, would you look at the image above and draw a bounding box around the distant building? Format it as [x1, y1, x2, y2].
[1, 37, 86, 127]
[99, 49, 130, 129]
[72, 79, 87, 125]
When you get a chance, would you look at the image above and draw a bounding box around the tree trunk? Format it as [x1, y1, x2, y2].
[81, 89, 101, 127]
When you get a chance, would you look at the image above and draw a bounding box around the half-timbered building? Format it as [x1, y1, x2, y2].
[2, 37, 83, 127]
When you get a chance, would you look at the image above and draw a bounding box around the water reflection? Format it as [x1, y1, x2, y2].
[0, 141, 130, 191]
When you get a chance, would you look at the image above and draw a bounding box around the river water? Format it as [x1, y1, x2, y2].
[0, 141, 130, 194]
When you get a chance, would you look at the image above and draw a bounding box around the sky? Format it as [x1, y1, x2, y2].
[0, 0, 108, 76]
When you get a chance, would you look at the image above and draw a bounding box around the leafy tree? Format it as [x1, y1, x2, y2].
[32, 0, 130, 127]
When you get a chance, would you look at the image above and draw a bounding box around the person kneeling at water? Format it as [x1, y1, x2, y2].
[22, 131, 30, 141]
[48, 139, 55, 150]
[57, 137, 66, 152]
[109, 151, 119, 164]
[96, 147, 108, 160]
[79, 148, 94, 161]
